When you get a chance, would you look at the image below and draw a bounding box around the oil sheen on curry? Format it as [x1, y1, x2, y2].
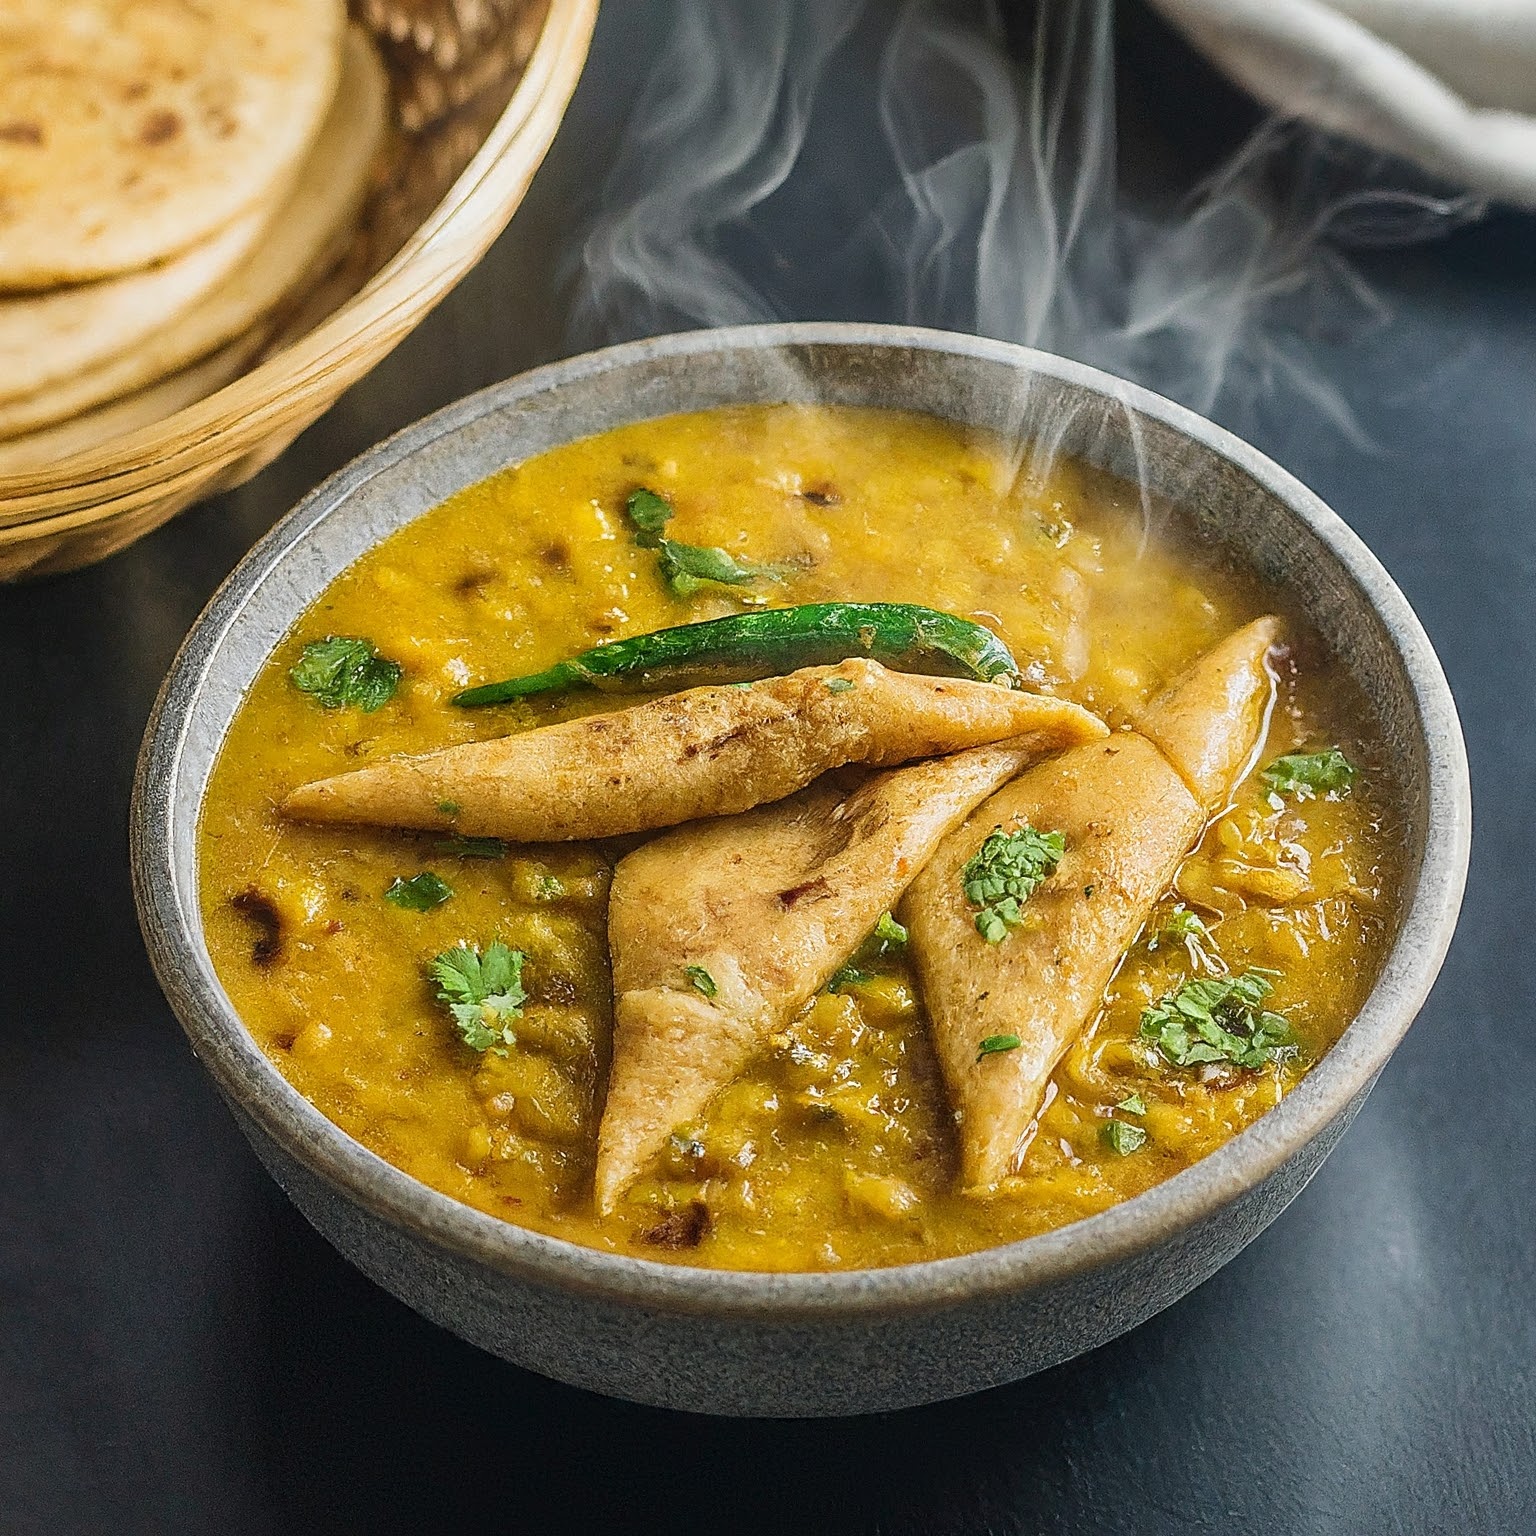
[199, 405, 1399, 1271]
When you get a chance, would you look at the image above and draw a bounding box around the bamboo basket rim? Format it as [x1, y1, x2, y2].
[0, 0, 598, 525]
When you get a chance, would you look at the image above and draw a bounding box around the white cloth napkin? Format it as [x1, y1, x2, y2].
[1146, 0, 1536, 207]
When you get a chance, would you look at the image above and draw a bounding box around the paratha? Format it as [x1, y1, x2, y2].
[0, 27, 386, 440]
[0, 330, 270, 481]
[0, 200, 274, 406]
[0, 0, 345, 289]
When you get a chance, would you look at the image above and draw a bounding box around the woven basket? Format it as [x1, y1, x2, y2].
[0, 0, 597, 581]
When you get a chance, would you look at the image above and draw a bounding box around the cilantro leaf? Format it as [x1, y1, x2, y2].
[1162, 904, 1207, 943]
[625, 487, 675, 541]
[289, 636, 402, 712]
[1147, 902, 1213, 956]
[623, 486, 781, 598]
[1261, 747, 1356, 800]
[1101, 1120, 1147, 1155]
[430, 941, 527, 1054]
[824, 676, 856, 693]
[1116, 1092, 1146, 1116]
[827, 963, 871, 993]
[684, 965, 718, 999]
[977, 1033, 1023, 1060]
[435, 835, 507, 860]
[822, 911, 909, 995]
[384, 872, 453, 911]
[534, 874, 565, 901]
[450, 1008, 504, 1054]
[961, 825, 1066, 942]
[656, 541, 782, 596]
[1139, 969, 1296, 1072]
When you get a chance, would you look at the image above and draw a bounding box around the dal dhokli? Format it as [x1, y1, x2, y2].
[198, 404, 1399, 1271]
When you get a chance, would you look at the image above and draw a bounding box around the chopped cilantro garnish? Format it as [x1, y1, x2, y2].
[289, 636, 401, 712]
[962, 825, 1066, 942]
[1116, 1092, 1147, 1116]
[1139, 969, 1296, 1071]
[435, 799, 461, 816]
[534, 874, 565, 901]
[624, 486, 782, 598]
[384, 872, 453, 911]
[1148, 903, 1211, 952]
[625, 487, 674, 537]
[824, 911, 909, 994]
[1101, 1120, 1147, 1156]
[684, 965, 718, 999]
[435, 835, 507, 860]
[430, 941, 526, 1054]
[1261, 747, 1356, 800]
[977, 1033, 1023, 1060]
[824, 676, 855, 693]
[1164, 904, 1208, 941]
[827, 963, 871, 993]
[657, 542, 781, 597]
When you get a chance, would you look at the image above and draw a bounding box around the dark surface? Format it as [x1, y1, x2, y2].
[3, 5, 1533, 1533]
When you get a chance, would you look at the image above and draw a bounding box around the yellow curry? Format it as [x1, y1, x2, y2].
[198, 404, 1399, 1270]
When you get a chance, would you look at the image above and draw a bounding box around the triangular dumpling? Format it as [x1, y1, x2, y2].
[904, 618, 1280, 1189]
[596, 739, 1061, 1209]
[283, 659, 1104, 841]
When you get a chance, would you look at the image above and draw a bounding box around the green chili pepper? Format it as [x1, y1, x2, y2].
[452, 602, 1021, 707]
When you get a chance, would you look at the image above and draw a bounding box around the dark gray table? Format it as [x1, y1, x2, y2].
[3, 5, 1532, 1532]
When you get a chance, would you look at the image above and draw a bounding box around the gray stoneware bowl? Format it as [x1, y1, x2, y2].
[131, 323, 1470, 1417]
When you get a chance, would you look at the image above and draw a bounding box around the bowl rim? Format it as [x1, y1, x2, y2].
[132, 321, 1471, 1321]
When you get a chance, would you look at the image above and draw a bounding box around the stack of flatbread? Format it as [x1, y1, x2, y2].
[0, 0, 389, 474]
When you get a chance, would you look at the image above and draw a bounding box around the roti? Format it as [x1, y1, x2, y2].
[0, 0, 345, 289]
[0, 27, 387, 441]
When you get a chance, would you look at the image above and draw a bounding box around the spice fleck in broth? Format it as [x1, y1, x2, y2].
[198, 405, 1399, 1270]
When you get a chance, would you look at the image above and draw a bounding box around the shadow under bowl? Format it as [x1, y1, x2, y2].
[131, 323, 1470, 1417]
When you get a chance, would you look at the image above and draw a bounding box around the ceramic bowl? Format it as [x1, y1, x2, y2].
[131, 323, 1470, 1417]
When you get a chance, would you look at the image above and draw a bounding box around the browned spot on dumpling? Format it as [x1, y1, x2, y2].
[777, 875, 831, 909]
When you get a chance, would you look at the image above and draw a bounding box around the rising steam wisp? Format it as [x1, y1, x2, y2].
[570, 0, 1483, 474]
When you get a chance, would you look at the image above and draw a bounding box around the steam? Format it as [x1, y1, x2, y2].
[571, 2, 864, 341]
[570, 0, 1483, 445]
